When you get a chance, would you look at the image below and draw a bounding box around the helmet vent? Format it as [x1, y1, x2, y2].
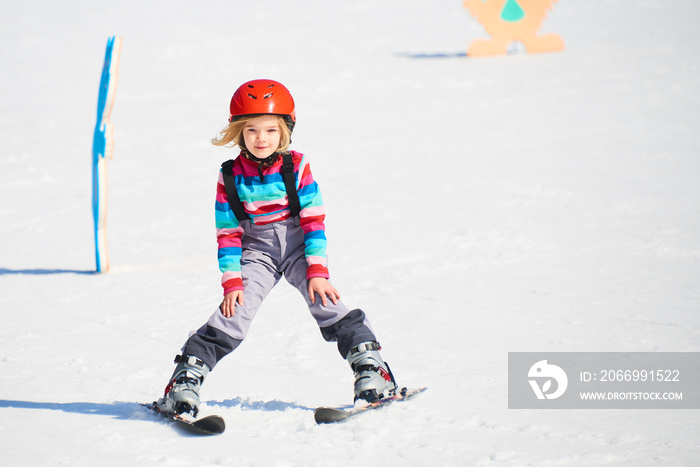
[263, 84, 274, 99]
[246, 84, 274, 100]
[246, 84, 257, 100]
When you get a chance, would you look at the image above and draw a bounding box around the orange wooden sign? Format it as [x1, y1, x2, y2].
[464, 0, 564, 57]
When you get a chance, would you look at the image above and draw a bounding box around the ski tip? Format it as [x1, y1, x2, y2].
[192, 415, 226, 435]
[314, 407, 351, 424]
[142, 401, 226, 435]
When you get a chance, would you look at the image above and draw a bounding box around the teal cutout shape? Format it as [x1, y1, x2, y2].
[501, 0, 525, 22]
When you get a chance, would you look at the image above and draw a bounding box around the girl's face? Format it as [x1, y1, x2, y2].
[242, 115, 282, 160]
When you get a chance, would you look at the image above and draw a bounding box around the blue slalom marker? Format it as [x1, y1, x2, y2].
[92, 36, 122, 273]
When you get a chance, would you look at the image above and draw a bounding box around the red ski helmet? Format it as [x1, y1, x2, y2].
[228, 79, 296, 132]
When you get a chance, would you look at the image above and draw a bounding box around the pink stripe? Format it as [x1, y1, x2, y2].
[246, 198, 286, 211]
[299, 172, 314, 187]
[306, 256, 327, 266]
[217, 238, 241, 248]
[301, 205, 325, 217]
[221, 271, 241, 283]
[254, 212, 289, 225]
[302, 223, 325, 233]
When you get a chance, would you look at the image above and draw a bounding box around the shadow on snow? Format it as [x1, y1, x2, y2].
[0, 268, 96, 276]
[0, 400, 139, 419]
[0, 397, 314, 417]
[394, 51, 468, 59]
[213, 397, 314, 412]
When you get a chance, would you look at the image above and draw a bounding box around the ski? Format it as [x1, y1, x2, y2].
[142, 402, 225, 435]
[314, 387, 427, 424]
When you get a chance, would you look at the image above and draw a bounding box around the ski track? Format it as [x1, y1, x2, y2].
[2, 0, 700, 466]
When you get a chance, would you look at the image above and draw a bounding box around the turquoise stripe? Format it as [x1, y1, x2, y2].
[215, 211, 239, 229]
[299, 182, 323, 207]
[305, 238, 327, 258]
[219, 257, 241, 271]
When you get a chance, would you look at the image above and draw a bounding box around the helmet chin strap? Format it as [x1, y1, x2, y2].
[244, 150, 281, 182]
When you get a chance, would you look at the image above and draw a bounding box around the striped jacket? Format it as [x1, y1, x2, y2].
[215, 150, 329, 295]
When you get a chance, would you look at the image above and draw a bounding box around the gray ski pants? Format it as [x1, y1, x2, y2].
[182, 217, 377, 370]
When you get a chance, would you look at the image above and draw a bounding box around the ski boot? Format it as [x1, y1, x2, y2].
[161, 355, 209, 417]
[347, 342, 398, 403]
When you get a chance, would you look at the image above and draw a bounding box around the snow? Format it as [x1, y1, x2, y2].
[1, 0, 699, 465]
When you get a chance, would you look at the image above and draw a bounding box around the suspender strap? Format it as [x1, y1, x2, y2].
[281, 152, 301, 217]
[221, 153, 301, 222]
[221, 159, 250, 222]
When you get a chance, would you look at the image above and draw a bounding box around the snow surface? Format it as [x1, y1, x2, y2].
[1, 0, 699, 465]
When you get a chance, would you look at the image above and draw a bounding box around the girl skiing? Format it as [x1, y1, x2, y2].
[160, 79, 398, 416]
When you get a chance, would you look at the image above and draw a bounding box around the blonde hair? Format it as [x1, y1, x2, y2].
[211, 115, 292, 153]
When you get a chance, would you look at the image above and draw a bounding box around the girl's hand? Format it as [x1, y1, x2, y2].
[220, 290, 244, 318]
[308, 277, 340, 307]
